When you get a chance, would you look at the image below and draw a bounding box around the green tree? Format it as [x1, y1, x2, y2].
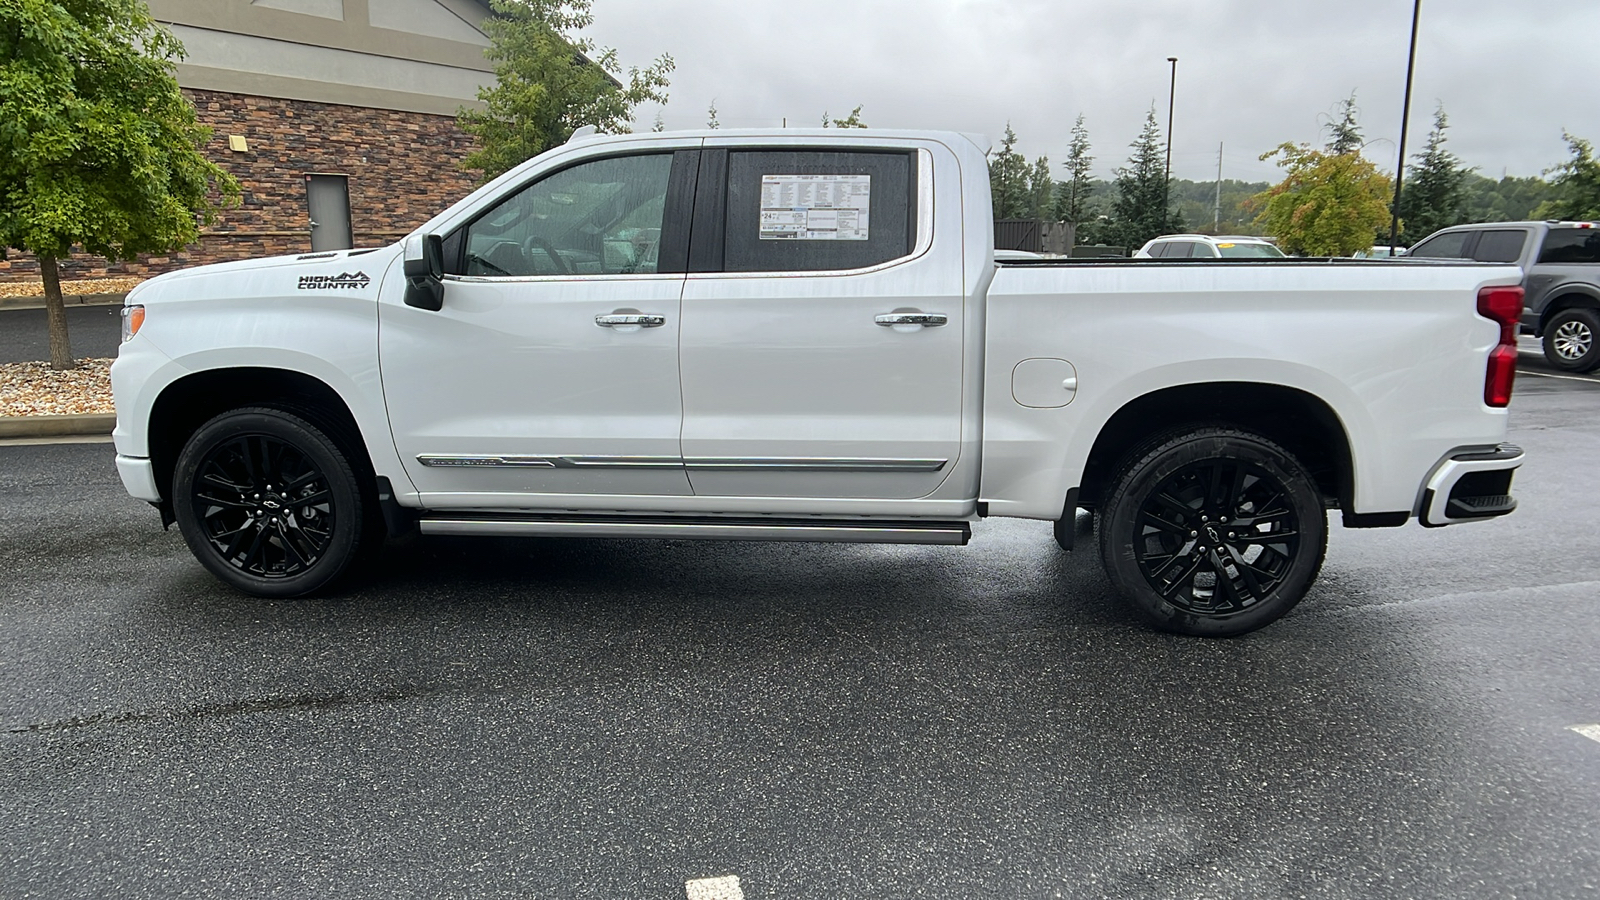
[459, 0, 673, 181]
[1535, 132, 1600, 220]
[1058, 114, 1095, 226]
[1397, 105, 1473, 243]
[1324, 92, 1364, 155]
[1250, 143, 1393, 256]
[1104, 106, 1182, 249]
[1028, 156, 1055, 221]
[1, 0, 239, 370]
[1463, 173, 1553, 223]
[988, 123, 1033, 219]
[706, 99, 718, 129]
[821, 105, 867, 128]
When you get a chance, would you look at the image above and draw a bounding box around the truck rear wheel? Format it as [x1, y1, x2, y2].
[1098, 428, 1327, 637]
[1543, 307, 1600, 372]
[172, 407, 369, 598]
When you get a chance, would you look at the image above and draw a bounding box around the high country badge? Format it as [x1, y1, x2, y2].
[298, 272, 371, 290]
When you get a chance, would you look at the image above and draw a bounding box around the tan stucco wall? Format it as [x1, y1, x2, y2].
[146, 0, 495, 115]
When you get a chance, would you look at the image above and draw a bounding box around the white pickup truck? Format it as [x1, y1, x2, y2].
[111, 128, 1526, 636]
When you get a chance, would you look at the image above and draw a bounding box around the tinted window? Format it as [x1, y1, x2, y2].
[460, 153, 673, 277]
[1169, 242, 1201, 258]
[722, 150, 915, 273]
[1537, 228, 1600, 264]
[1408, 231, 1471, 259]
[1472, 230, 1529, 263]
[1147, 242, 1173, 257]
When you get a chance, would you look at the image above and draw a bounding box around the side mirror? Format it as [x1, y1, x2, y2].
[403, 233, 445, 311]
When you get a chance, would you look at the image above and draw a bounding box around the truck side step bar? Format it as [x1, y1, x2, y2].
[417, 513, 972, 546]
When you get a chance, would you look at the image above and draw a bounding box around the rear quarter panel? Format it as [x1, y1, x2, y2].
[981, 261, 1523, 519]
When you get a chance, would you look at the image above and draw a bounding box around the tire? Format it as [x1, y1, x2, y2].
[1543, 307, 1600, 373]
[1098, 428, 1328, 637]
[172, 407, 370, 597]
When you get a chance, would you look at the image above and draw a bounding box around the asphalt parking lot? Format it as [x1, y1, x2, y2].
[2, 345, 1598, 899]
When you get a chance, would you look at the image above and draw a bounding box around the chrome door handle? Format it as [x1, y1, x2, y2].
[875, 312, 948, 327]
[595, 314, 666, 328]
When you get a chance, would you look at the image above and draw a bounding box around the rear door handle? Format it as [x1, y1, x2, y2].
[595, 313, 666, 328]
[875, 312, 948, 327]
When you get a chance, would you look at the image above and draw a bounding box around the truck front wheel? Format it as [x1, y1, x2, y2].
[172, 407, 368, 598]
[1098, 428, 1327, 637]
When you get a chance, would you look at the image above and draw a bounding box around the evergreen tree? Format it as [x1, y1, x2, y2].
[1105, 106, 1181, 249]
[821, 105, 868, 128]
[1324, 92, 1364, 155]
[1028, 156, 1055, 221]
[1058, 114, 1095, 225]
[1397, 105, 1473, 243]
[1, 0, 239, 370]
[988, 124, 1033, 219]
[1536, 132, 1600, 220]
[459, 0, 673, 181]
[706, 99, 719, 128]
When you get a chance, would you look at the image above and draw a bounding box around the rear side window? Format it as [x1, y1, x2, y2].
[722, 150, 916, 273]
[1147, 242, 1172, 257]
[1472, 230, 1529, 263]
[1408, 231, 1471, 259]
[1537, 228, 1600, 264]
[1216, 242, 1284, 258]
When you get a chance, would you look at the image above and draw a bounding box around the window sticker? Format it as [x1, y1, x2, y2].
[759, 174, 870, 240]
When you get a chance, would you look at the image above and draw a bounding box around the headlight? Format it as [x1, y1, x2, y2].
[121, 305, 145, 342]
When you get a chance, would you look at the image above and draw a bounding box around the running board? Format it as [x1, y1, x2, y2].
[418, 513, 971, 545]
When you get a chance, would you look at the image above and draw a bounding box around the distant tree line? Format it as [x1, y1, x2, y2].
[989, 90, 1599, 255]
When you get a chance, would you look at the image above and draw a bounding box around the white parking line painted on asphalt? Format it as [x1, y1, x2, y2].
[1569, 725, 1600, 744]
[1516, 369, 1600, 384]
[685, 875, 744, 900]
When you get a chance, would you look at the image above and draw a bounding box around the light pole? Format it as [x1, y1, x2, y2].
[1388, 0, 1422, 253]
[1164, 56, 1178, 225]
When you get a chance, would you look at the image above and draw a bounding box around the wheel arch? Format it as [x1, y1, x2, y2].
[1538, 289, 1600, 332]
[148, 367, 375, 513]
[1075, 381, 1354, 512]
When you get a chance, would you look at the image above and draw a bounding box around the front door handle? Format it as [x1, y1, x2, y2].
[875, 312, 948, 327]
[595, 313, 666, 328]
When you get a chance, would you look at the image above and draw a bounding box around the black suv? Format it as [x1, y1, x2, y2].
[1408, 221, 1600, 371]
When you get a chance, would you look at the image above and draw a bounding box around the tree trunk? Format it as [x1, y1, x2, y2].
[41, 255, 75, 371]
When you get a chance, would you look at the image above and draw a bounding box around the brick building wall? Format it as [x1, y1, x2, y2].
[0, 89, 481, 282]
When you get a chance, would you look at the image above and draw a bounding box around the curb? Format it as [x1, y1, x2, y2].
[0, 414, 117, 439]
[0, 292, 128, 312]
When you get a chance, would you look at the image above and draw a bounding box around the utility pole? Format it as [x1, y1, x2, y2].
[1388, 0, 1422, 253]
[1164, 57, 1178, 224]
[1214, 142, 1223, 233]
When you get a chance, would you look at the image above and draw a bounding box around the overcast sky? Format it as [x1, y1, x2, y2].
[583, 0, 1599, 184]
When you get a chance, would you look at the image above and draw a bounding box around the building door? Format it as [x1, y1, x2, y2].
[306, 174, 352, 251]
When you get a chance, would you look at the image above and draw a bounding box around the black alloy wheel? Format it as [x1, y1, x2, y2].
[173, 407, 368, 597]
[1099, 428, 1327, 637]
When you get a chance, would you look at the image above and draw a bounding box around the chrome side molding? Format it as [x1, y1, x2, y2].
[418, 455, 681, 469]
[418, 456, 948, 473]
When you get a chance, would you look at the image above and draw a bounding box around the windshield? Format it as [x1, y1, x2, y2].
[1216, 241, 1284, 258]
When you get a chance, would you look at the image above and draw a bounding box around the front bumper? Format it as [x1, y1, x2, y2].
[1419, 443, 1523, 528]
[116, 454, 162, 503]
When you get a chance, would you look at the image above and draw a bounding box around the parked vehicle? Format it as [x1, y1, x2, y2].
[1134, 234, 1286, 259]
[1408, 221, 1600, 371]
[1355, 246, 1404, 259]
[111, 128, 1525, 637]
